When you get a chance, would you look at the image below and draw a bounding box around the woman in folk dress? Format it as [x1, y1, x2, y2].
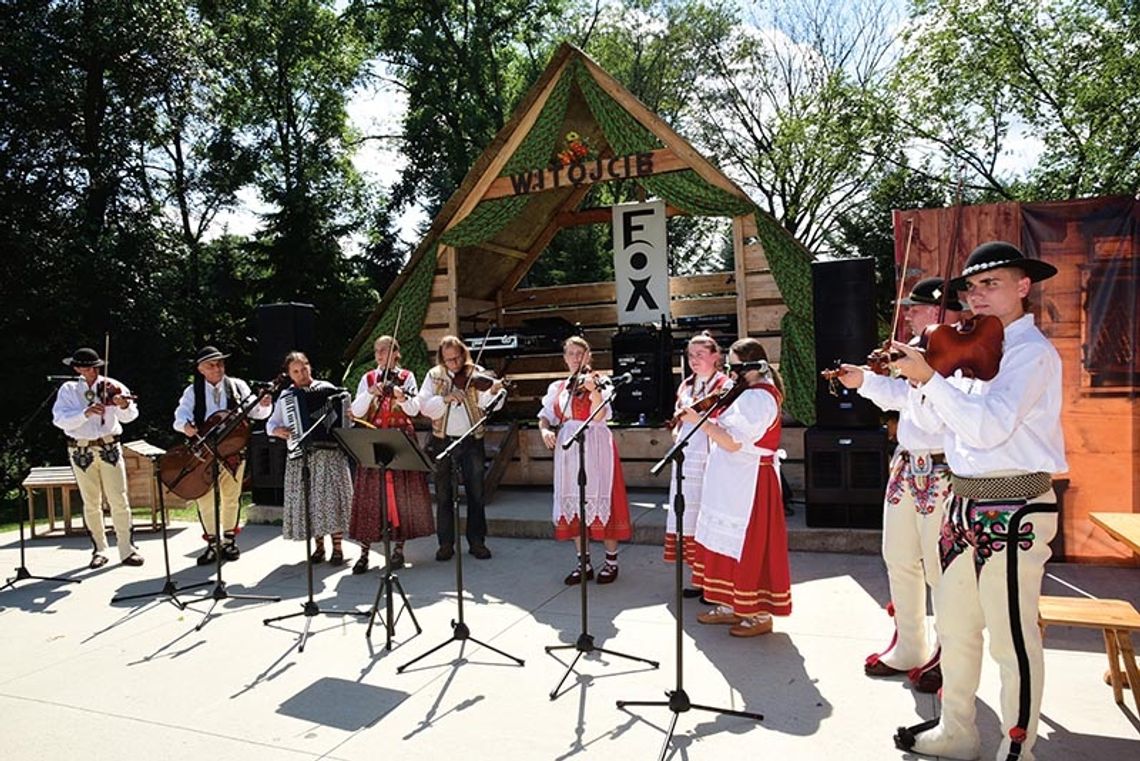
[665, 331, 732, 598]
[537, 337, 631, 584]
[267, 352, 353, 564]
[687, 338, 791, 637]
[347, 335, 434, 574]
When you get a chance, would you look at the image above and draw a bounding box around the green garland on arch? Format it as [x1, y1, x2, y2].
[346, 247, 438, 392]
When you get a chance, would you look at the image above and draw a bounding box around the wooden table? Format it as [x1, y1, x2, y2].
[1090, 512, 1140, 554]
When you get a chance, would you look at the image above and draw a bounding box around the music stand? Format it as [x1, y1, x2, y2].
[333, 427, 427, 650]
[111, 452, 210, 607]
[2, 381, 81, 593]
[545, 384, 658, 700]
[397, 399, 524, 673]
[177, 388, 281, 631]
[616, 398, 762, 760]
[263, 402, 368, 652]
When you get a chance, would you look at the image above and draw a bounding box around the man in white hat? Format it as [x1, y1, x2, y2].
[837, 277, 963, 694]
[173, 346, 272, 565]
[890, 242, 1065, 761]
[52, 347, 144, 568]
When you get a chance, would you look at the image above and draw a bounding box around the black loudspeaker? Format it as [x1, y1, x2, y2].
[812, 258, 880, 428]
[611, 324, 675, 423]
[248, 431, 286, 506]
[804, 426, 891, 529]
[256, 302, 316, 381]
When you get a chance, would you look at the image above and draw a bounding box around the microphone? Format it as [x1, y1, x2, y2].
[725, 360, 770, 375]
[46, 375, 75, 382]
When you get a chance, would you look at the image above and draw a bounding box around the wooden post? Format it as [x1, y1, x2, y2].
[733, 215, 749, 335]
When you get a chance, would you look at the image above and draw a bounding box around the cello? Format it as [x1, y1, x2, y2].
[159, 376, 286, 500]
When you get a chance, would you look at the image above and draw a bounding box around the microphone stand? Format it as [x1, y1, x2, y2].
[397, 388, 524, 673]
[263, 397, 367, 653]
[110, 452, 210, 607]
[545, 378, 659, 700]
[616, 395, 763, 760]
[179, 386, 282, 631]
[2, 381, 82, 592]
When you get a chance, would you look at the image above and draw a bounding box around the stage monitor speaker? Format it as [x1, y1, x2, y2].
[804, 426, 891, 529]
[256, 302, 316, 382]
[812, 258, 880, 428]
[611, 324, 675, 423]
[248, 430, 286, 506]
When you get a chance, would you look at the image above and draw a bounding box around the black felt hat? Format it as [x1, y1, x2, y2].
[62, 347, 104, 368]
[194, 345, 230, 364]
[949, 241, 1058, 291]
[898, 277, 964, 312]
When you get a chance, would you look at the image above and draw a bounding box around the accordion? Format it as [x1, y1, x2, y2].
[283, 385, 347, 459]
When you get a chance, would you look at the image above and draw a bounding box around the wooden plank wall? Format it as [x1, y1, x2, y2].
[898, 202, 1139, 564]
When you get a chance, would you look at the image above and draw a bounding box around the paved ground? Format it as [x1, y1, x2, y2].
[2, 491, 1138, 761]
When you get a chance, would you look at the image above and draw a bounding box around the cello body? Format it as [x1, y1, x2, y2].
[159, 410, 252, 500]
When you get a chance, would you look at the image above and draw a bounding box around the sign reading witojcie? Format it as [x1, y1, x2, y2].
[613, 200, 670, 325]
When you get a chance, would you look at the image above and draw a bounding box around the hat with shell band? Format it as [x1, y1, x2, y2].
[949, 241, 1057, 292]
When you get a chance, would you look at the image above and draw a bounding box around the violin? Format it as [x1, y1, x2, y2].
[822, 313, 1004, 386]
[452, 365, 504, 392]
[670, 380, 751, 427]
[94, 379, 137, 404]
[566, 370, 610, 395]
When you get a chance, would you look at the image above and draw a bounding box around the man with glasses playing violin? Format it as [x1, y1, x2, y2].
[173, 346, 272, 566]
[416, 335, 505, 561]
[836, 278, 962, 694]
[889, 242, 1066, 761]
[52, 347, 145, 569]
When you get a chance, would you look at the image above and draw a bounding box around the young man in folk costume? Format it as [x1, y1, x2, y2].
[838, 277, 963, 693]
[537, 336, 631, 584]
[267, 352, 353, 565]
[665, 332, 731, 598]
[687, 338, 791, 637]
[173, 346, 272, 565]
[348, 335, 434, 574]
[415, 335, 505, 561]
[890, 242, 1066, 761]
[52, 347, 145, 569]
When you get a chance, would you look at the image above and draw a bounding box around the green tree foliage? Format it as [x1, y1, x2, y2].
[346, 0, 568, 217]
[896, 0, 1140, 199]
[691, 0, 905, 254]
[0, 1, 379, 490]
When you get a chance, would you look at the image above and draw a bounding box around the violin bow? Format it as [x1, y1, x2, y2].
[891, 219, 916, 342]
[939, 166, 968, 323]
[100, 332, 110, 425]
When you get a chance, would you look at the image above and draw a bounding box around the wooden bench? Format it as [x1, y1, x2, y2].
[1039, 595, 1140, 712]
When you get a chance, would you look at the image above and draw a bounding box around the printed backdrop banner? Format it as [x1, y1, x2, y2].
[612, 200, 670, 325]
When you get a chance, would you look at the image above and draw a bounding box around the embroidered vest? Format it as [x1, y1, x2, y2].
[427, 365, 486, 439]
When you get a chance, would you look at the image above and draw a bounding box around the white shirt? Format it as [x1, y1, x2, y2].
[916, 314, 1068, 477]
[351, 368, 420, 419]
[858, 373, 945, 454]
[416, 367, 505, 437]
[52, 375, 138, 439]
[173, 376, 270, 433]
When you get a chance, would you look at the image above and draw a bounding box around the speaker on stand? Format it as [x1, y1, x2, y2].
[251, 302, 316, 506]
[805, 257, 891, 528]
